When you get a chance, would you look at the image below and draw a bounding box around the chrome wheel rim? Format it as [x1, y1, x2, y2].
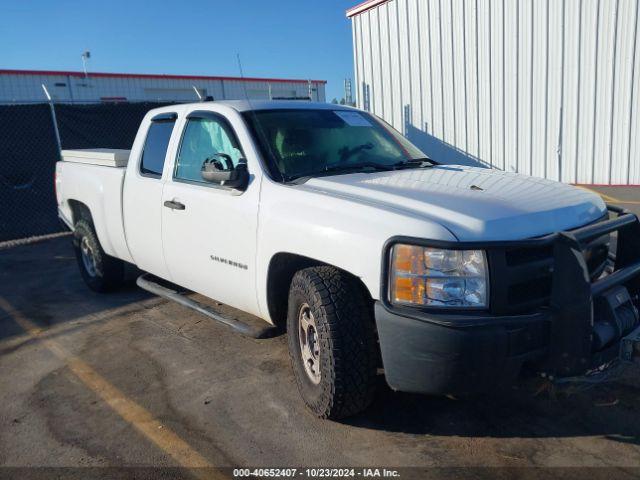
[298, 303, 321, 384]
[80, 236, 97, 277]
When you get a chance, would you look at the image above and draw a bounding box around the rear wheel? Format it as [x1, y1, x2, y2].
[287, 266, 377, 419]
[73, 219, 125, 292]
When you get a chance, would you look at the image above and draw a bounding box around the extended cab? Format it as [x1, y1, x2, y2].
[55, 101, 640, 419]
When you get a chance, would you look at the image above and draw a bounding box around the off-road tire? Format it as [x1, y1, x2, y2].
[73, 219, 125, 292]
[287, 266, 377, 419]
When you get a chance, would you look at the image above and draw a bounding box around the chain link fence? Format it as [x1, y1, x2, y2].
[0, 101, 172, 242]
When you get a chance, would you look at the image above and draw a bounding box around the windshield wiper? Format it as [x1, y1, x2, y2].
[283, 158, 436, 182]
[393, 158, 436, 169]
[284, 162, 395, 182]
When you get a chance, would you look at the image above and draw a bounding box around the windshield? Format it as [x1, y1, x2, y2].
[243, 109, 431, 181]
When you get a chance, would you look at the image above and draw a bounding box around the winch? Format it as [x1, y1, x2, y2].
[592, 286, 639, 352]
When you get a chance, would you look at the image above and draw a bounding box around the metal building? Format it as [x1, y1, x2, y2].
[0, 69, 326, 104]
[348, 0, 640, 185]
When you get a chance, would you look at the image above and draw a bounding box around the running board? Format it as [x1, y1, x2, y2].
[136, 274, 279, 339]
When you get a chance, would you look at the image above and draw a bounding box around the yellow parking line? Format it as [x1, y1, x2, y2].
[575, 185, 640, 205]
[598, 192, 622, 203]
[0, 297, 221, 480]
[574, 185, 620, 202]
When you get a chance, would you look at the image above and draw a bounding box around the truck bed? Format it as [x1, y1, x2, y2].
[61, 149, 130, 168]
[56, 154, 133, 264]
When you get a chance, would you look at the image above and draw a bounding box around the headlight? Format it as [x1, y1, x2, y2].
[389, 244, 489, 308]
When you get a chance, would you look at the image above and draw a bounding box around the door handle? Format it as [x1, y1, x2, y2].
[164, 200, 186, 210]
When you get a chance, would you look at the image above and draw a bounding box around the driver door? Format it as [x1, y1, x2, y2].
[161, 110, 261, 315]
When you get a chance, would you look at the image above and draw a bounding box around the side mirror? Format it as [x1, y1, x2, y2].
[201, 154, 249, 189]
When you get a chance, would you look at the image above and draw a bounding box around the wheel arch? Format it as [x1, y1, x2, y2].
[64, 196, 130, 262]
[265, 252, 373, 330]
[67, 199, 94, 227]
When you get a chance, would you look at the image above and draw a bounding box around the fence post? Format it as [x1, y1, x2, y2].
[41, 84, 62, 160]
[192, 85, 204, 102]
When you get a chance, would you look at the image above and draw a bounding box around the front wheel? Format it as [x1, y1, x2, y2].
[73, 219, 125, 292]
[287, 266, 377, 419]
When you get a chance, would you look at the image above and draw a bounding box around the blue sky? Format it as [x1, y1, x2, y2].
[0, 0, 358, 101]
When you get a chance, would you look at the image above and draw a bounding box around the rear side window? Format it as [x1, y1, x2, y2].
[140, 116, 176, 177]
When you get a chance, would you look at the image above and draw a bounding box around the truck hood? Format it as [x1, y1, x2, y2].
[302, 165, 607, 241]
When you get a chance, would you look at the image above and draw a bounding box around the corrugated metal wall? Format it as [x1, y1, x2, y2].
[351, 0, 640, 185]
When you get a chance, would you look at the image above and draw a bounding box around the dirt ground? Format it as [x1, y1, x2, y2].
[1, 188, 640, 479]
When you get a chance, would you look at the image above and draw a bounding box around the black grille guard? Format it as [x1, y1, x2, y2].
[544, 204, 640, 377]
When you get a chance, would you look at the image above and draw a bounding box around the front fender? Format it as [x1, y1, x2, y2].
[255, 180, 457, 321]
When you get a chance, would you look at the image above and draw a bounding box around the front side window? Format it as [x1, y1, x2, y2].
[175, 116, 244, 183]
[243, 109, 430, 181]
[140, 118, 176, 177]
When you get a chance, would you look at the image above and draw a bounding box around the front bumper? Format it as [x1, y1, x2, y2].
[376, 205, 640, 395]
[375, 303, 551, 394]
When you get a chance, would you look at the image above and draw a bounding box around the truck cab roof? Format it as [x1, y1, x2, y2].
[181, 100, 354, 113]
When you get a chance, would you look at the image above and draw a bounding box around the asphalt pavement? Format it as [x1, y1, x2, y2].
[1, 187, 640, 478]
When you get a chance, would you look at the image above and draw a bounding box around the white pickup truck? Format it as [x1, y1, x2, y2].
[55, 101, 640, 419]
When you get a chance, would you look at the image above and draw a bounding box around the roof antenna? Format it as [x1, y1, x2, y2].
[236, 54, 254, 107]
[237, 53, 285, 182]
[236, 54, 257, 111]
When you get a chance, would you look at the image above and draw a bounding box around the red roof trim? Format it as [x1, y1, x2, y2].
[346, 0, 390, 18]
[0, 69, 327, 85]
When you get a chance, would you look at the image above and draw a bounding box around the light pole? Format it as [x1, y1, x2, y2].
[81, 51, 91, 78]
